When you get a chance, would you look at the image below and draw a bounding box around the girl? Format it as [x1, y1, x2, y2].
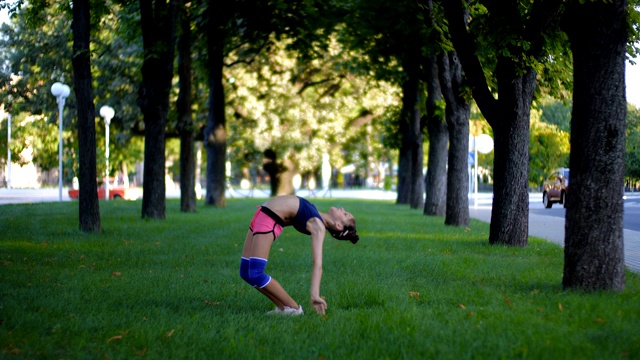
[239, 195, 359, 315]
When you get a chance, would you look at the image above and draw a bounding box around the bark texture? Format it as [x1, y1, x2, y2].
[139, 0, 176, 219]
[562, 0, 627, 291]
[442, 0, 564, 245]
[177, 0, 196, 212]
[488, 60, 535, 246]
[439, 52, 470, 227]
[397, 56, 423, 207]
[424, 55, 448, 216]
[72, 0, 101, 232]
[204, 2, 227, 207]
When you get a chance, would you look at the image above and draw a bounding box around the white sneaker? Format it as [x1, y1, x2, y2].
[282, 305, 303, 316]
[266, 304, 304, 316]
[266, 307, 283, 315]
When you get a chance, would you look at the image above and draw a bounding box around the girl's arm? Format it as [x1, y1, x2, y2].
[308, 218, 327, 314]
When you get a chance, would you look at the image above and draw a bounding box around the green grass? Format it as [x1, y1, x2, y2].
[1, 198, 639, 359]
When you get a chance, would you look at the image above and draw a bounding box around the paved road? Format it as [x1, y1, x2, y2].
[0, 188, 72, 204]
[529, 195, 640, 232]
[470, 192, 640, 273]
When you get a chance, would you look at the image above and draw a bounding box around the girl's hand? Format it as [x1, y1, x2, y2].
[311, 295, 327, 315]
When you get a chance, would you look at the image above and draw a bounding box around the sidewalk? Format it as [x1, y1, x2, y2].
[469, 202, 640, 274]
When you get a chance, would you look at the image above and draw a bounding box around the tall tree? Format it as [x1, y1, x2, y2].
[177, 0, 196, 212]
[397, 52, 424, 208]
[203, 1, 226, 207]
[442, 0, 565, 245]
[422, 1, 448, 217]
[333, 0, 432, 207]
[72, 0, 101, 231]
[201, 0, 304, 205]
[138, 0, 177, 219]
[423, 53, 448, 216]
[562, 0, 628, 291]
[423, 0, 471, 225]
[439, 51, 470, 227]
[0, 4, 75, 174]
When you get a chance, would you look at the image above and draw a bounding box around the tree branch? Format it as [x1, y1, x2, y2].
[523, 0, 565, 59]
[298, 77, 335, 95]
[440, 0, 499, 126]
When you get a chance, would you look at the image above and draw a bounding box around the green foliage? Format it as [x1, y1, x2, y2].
[0, 111, 66, 173]
[0, 0, 402, 186]
[92, 1, 143, 131]
[529, 109, 570, 187]
[627, 105, 640, 183]
[0, 1, 146, 181]
[530, 98, 571, 187]
[626, 0, 640, 61]
[536, 31, 573, 101]
[537, 96, 572, 133]
[333, 0, 431, 85]
[0, 5, 72, 116]
[224, 36, 401, 176]
[1, 199, 640, 358]
[447, 1, 573, 101]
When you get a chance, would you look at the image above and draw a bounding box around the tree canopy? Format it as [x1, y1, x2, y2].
[0, 1, 638, 230]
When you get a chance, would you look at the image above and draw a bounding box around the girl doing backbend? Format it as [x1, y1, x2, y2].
[240, 195, 359, 315]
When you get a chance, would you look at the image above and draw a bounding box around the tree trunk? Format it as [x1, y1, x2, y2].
[72, 0, 101, 232]
[423, 3, 448, 217]
[442, 0, 556, 245]
[263, 149, 280, 196]
[138, 0, 176, 219]
[276, 157, 297, 196]
[424, 110, 448, 216]
[439, 52, 470, 227]
[396, 140, 411, 204]
[488, 59, 535, 246]
[409, 105, 424, 210]
[562, 0, 626, 291]
[397, 60, 421, 206]
[204, 2, 227, 207]
[177, 0, 196, 212]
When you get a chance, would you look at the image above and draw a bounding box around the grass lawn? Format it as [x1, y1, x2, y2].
[1, 198, 639, 359]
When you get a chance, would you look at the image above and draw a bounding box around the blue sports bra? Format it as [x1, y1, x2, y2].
[292, 197, 323, 235]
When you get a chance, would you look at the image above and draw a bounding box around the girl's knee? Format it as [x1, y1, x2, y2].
[247, 257, 271, 288]
[240, 257, 251, 284]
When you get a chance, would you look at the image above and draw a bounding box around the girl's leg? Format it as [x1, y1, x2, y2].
[258, 278, 300, 310]
[241, 230, 254, 258]
[242, 232, 300, 310]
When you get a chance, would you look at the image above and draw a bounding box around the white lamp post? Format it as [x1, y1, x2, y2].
[322, 153, 331, 190]
[469, 134, 494, 208]
[5, 105, 10, 189]
[99, 105, 114, 201]
[51, 82, 71, 201]
[6, 113, 10, 189]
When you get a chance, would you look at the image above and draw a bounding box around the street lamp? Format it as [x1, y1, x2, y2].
[99, 105, 114, 201]
[5, 96, 11, 189]
[51, 82, 71, 201]
[469, 134, 494, 208]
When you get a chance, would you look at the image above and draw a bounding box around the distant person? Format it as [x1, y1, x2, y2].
[239, 195, 359, 315]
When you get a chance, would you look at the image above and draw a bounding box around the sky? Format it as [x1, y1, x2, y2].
[0, 9, 639, 108]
